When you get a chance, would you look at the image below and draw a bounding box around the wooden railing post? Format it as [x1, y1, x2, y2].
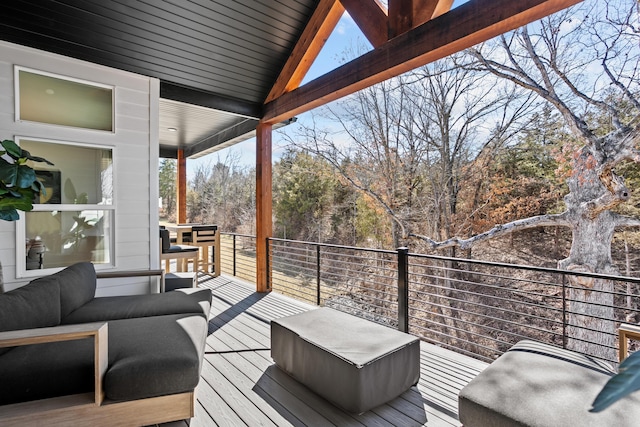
[398, 247, 409, 333]
[256, 123, 273, 292]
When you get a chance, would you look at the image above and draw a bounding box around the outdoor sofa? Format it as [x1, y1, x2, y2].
[0, 262, 212, 426]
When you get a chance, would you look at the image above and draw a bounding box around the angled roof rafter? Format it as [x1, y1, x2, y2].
[265, 0, 345, 103]
[262, 0, 583, 124]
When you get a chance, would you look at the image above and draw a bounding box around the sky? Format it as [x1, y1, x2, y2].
[187, 1, 468, 178]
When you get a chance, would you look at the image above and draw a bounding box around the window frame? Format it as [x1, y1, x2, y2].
[14, 136, 117, 278]
[14, 66, 115, 133]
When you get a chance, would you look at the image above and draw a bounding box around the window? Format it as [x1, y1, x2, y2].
[16, 138, 115, 277]
[16, 67, 114, 131]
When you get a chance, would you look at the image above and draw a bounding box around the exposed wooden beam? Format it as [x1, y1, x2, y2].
[266, 0, 345, 103]
[255, 123, 273, 293]
[340, 0, 388, 48]
[262, 0, 582, 124]
[388, 0, 415, 38]
[389, 0, 456, 39]
[177, 149, 187, 224]
[430, 0, 455, 19]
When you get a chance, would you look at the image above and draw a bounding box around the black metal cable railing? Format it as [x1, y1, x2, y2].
[220, 233, 640, 365]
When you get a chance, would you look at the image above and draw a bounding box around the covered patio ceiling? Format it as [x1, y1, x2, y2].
[0, 0, 580, 159]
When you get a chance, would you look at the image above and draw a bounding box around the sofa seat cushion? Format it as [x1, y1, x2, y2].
[105, 313, 208, 401]
[61, 288, 212, 324]
[458, 340, 640, 427]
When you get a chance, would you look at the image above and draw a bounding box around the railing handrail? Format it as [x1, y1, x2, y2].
[268, 236, 397, 256]
[409, 251, 640, 284]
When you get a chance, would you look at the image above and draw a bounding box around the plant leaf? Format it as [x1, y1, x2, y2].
[0, 208, 19, 221]
[19, 147, 54, 165]
[1, 139, 22, 159]
[591, 351, 640, 412]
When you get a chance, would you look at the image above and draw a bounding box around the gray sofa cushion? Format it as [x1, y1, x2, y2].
[458, 340, 640, 427]
[0, 275, 61, 332]
[54, 262, 96, 318]
[0, 276, 61, 356]
[105, 314, 208, 401]
[61, 288, 212, 324]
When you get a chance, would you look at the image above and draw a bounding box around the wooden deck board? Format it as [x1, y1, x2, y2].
[160, 274, 486, 427]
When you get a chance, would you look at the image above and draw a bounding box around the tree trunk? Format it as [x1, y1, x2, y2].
[559, 149, 618, 361]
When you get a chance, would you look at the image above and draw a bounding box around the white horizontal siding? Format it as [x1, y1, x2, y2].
[0, 41, 160, 294]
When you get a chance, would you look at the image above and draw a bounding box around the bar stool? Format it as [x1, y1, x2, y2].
[159, 229, 199, 273]
[191, 225, 220, 276]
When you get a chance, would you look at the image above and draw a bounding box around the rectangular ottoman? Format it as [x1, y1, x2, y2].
[271, 307, 420, 413]
[458, 340, 640, 427]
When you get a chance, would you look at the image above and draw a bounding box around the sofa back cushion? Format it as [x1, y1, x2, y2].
[54, 262, 96, 318]
[0, 275, 61, 355]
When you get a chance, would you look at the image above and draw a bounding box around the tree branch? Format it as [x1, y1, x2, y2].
[409, 212, 570, 250]
[614, 213, 640, 229]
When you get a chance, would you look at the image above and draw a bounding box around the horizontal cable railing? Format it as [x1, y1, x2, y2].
[220, 232, 256, 284]
[222, 234, 640, 365]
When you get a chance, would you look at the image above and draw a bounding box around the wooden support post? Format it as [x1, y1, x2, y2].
[177, 149, 187, 223]
[256, 123, 273, 293]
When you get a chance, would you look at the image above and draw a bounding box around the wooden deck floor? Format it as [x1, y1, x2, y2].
[162, 274, 487, 427]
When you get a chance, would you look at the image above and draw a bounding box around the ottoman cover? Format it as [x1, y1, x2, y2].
[271, 307, 420, 413]
[458, 340, 640, 427]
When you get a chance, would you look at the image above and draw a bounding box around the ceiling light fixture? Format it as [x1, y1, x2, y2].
[167, 127, 177, 132]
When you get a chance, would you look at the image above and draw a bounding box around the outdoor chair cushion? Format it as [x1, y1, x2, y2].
[458, 340, 640, 427]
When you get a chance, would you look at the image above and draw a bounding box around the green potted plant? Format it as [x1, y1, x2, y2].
[0, 139, 53, 292]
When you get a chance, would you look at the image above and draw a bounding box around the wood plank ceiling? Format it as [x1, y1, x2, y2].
[0, 0, 582, 159]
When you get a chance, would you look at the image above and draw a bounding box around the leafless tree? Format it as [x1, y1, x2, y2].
[416, 0, 640, 360]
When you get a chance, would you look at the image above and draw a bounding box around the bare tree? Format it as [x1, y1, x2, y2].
[404, 57, 537, 245]
[414, 0, 640, 360]
[287, 57, 533, 249]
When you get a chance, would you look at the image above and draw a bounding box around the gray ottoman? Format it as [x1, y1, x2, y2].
[458, 340, 640, 427]
[271, 307, 420, 413]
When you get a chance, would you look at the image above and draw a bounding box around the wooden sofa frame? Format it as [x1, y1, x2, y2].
[0, 269, 195, 426]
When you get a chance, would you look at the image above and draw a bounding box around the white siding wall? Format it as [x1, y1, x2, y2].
[0, 41, 160, 295]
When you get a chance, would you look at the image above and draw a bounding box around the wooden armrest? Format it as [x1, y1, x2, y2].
[619, 323, 640, 362]
[97, 269, 164, 279]
[0, 323, 108, 405]
[97, 269, 165, 294]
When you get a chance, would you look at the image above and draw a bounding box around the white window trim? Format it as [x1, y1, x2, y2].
[14, 65, 116, 133]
